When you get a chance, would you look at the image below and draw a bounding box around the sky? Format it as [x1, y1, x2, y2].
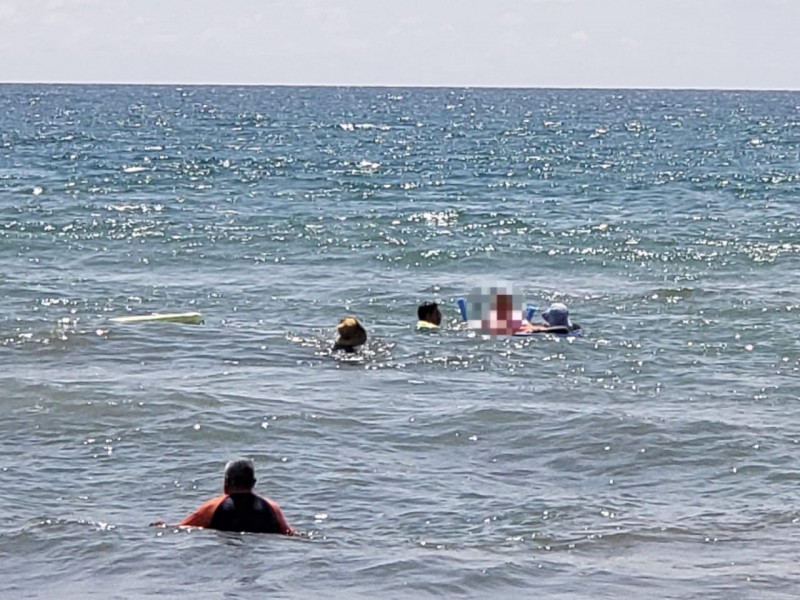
[0, 0, 799, 89]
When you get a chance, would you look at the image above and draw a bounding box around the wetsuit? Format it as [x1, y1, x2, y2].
[179, 492, 293, 535]
[332, 343, 356, 353]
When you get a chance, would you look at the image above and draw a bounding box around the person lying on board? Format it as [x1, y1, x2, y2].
[506, 302, 581, 334]
[332, 316, 367, 353]
[416, 301, 442, 330]
[535, 302, 580, 334]
[152, 458, 295, 535]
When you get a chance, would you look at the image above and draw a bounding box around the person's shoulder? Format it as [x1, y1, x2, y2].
[196, 494, 229, 511]
[259, 495, 281, 510]
[179, 494, 229, 527]
[260, 495, 288, 518]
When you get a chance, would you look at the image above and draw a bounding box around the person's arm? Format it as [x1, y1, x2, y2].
[266, 498, 296, 536]
[179, 495, 226, 528]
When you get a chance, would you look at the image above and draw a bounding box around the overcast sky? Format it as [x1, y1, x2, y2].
[0, 0, 798, 89]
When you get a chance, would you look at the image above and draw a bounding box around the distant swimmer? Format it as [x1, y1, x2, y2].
[176, 458, 295, 535]
[416, 301, 442, 330]
[332, 316, 367, 353]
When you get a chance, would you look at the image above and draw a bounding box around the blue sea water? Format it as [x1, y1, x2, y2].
[1, 84, 799, 599]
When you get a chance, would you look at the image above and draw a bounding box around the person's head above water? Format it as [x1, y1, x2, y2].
[334, 316, 367, 351]
[542, 303, 572, 328]
[223, 458, 257, 494]
[417, 301, 442, 326]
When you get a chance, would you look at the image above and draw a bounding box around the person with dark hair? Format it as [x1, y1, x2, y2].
[417, 301, 442, 329]
[176, 458, 295, 535]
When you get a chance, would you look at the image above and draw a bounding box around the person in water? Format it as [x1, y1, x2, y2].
[479, 291, 580, 335]
[514, 301, 579, 333]
[417, 301, 442, 329]
[332, 316, 367, 353]
[539, 302, 578, 333]
[176, 458, 295, 535]
[482, 292, 551, 335]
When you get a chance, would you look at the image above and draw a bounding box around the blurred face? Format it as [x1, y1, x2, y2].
[468, 287, 524, 336]
[495, 294, 513, 319]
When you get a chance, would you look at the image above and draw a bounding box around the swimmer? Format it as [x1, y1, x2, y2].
[539, 302, 579, 333]
[332, 316, 367, 353]
[172, 458, 295, 535]
[416, 301, 442, 329]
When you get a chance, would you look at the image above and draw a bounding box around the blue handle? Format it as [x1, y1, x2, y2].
[456, 298, 468, 321]
[524, 304, 537, 322]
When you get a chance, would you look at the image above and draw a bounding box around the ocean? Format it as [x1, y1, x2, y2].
[1, 84, 799, 599]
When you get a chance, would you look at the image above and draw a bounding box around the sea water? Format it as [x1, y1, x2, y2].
[1, 85, 799, 599]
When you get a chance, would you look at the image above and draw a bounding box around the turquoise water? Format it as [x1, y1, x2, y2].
[1, 84, 800, 598]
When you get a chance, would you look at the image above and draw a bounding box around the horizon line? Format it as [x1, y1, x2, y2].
[1, 80, 799, 93]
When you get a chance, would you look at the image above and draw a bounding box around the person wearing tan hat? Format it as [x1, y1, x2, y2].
[333, 316, 367, 353]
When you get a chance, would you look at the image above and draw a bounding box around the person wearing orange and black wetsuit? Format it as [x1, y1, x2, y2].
[179, 458, 294, 535]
